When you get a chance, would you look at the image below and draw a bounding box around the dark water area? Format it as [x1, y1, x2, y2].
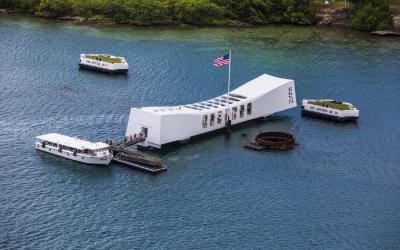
[1, 16, 400, 249]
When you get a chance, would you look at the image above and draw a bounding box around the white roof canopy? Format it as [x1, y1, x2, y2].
[231, 74, 292, 97]
[137, 74, 293, 115]
[36, 133, 109, 150]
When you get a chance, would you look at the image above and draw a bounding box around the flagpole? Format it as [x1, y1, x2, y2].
[227, 50, 231, 121]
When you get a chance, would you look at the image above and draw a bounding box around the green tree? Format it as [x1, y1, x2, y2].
[173, 0, 227, 24]
[121, 0, 170, 22]
[36, 0, 72, 17]
[1, 0, 317, 26]
[280, 0, 313, 25]
[350, 0, 391, 31]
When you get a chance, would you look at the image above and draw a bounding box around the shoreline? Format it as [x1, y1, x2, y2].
[1, 9, 399, 37]
[0, 8, 341, 29]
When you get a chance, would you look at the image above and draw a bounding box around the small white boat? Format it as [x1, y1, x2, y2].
[79, 54, 128, 74]
[301, 99, 359, 122]
[35, 133, 112, 165]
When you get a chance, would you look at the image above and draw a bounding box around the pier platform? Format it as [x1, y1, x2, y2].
[112, 157, 166, 174]
[108, 138, 167, 174]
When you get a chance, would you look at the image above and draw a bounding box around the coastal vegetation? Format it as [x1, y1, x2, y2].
[0, 0, 397, 31]
[0, 0, 314, 25]
[84, 54, 123, 63]
[309, 100, 352, 110]
[311, 0, 394, 31]
[350, 0, 393, 31]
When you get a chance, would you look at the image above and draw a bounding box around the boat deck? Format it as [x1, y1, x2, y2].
[308, 100, 351, 110]
[84, 54, 124, 63]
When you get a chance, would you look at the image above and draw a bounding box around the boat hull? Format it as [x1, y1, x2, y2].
[301, 108, 358, 122]
[79, 63, 128, 74]
[35, 143, 112, 165]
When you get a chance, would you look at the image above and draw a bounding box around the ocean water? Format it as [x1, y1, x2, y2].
[0, 16, 400, 249]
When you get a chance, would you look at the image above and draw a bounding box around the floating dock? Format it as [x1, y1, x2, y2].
[112, 157, 166, 174]
[109, 138, 167, 174]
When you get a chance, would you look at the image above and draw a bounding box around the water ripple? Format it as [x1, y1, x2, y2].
[1, 16, 400, 249]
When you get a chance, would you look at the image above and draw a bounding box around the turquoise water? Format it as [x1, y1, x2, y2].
[1, 16, 400, 249]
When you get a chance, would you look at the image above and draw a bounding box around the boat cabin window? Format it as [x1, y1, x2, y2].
[202, 115, 208, 128]
[240, 105, 245, 118]
[45, 141, 58, 147]
[210, 113, 215, 126]
[247, 103, 252, 115]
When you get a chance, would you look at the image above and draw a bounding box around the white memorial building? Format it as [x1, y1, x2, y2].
[126, 74, 296, 148]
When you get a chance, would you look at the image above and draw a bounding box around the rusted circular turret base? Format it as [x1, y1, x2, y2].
[244, 131, 296, 151]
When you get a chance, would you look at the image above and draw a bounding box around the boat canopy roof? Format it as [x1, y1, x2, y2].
[136, 74, 293, 115]
[36, 133, 109, 150]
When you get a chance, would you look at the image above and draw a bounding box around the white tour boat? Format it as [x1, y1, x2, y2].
[301, 99, 359, 122]
[79, 54, 129, 73]
[125, 74, 297, 148]
[35, 133, 113, 165]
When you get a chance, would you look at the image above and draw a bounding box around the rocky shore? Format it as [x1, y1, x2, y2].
[58, 15, 183, 26]
[315, 7, 349, 26]
[313, 6, 400, 36]
[393, 15, 400, 31]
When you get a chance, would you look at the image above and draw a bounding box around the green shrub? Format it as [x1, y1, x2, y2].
[122, 0, 170, 22]
[350, 3, 392, 31]
[0, 0, 39, 10]
[174, 0, 227, 24]
[35, 0, 72, 17]
[2, 0, 315, 26]
[223, 0, 313, 25]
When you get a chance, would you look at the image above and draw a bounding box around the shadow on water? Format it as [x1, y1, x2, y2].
[301, 116, 360, 130]
[143, 115, 297, 156]
[78, 67, 129, 79]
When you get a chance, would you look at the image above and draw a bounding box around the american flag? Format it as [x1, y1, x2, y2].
[213, 53, 230, 67]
